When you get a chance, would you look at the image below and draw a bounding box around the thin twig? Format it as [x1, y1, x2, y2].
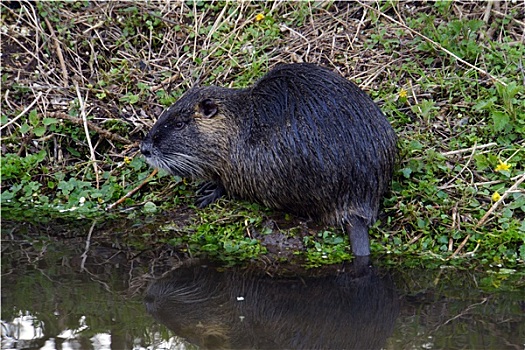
[1, 92, 43, 130]
[280, 23, 311, 60]
[44, 17, 69, 87]
[80, 220, 97, 272]
[435, 298, 488, 331]
[151, 74, 181, 92]
[483, 1, 493, 23]
[441, 142, 498, 156]
[203, 2, 229, 49]
[406, 232, 424, 246]
[450, 234, 471, 259]
[106, 168, 158, 211]
[75, 82, 100, 189]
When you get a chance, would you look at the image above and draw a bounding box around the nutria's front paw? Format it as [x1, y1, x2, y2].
[196, 182, 226, 208]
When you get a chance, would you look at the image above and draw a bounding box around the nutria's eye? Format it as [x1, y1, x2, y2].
[173, 121, 185, 130]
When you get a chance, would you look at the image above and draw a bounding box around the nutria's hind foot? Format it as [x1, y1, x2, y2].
[195, 181, 226, 208]
[344, 216, 371, 257]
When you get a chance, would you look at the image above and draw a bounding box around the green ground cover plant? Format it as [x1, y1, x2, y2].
[1, 1, 524, 269]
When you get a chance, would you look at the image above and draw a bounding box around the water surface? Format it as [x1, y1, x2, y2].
[2, 220, 523, 349]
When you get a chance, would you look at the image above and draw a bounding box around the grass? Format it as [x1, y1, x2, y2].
[1, 1, 524, 269]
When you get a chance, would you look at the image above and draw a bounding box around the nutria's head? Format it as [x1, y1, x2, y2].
[140, 86, 242, 180]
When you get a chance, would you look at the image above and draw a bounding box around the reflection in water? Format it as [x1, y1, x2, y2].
[145, 262, 399, 349]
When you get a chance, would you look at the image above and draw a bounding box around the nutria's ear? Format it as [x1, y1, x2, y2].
[197, 99, 218, 119]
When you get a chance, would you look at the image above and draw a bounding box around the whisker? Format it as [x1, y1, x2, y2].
[146, 151, 217, 179]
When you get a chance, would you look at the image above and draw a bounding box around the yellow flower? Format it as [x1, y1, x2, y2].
[124, 156, 132, 164]
[494, 160, 511, 172]
[491, 191, 501, 202]
[398, 88, 408, 99]
[255, 13, 265, 22]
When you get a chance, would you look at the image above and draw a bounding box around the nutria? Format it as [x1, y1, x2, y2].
[140, 63, 397, 257]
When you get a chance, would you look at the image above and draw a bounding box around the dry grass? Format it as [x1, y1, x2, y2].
[2, 1, 522, 143]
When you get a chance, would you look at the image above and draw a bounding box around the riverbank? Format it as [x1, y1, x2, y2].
[1, 1, 524, 269]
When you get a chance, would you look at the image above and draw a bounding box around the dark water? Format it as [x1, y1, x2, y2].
[1, 220, 524, 350]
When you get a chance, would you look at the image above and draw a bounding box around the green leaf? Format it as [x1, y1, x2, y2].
[120, 94, 140, 104]
[130, 157, 146, 171]
[400, 168, 413, 178]
[29, 109, 39, 126]
[96, 91, 107, 99]
[33, 125, 47, 137]
[42, 118, 59, 125]
[137, 82, 150, 91]
[143, 201, 157, 213]
[492, 111, 510, 132]
[473, 97, 497, 111]
[409, 140, 424, 150]
[66, 147, 81, 157]
[35, 149, 46, 162]
[20, 123, 31, 134]
[417, 218, 428, 229]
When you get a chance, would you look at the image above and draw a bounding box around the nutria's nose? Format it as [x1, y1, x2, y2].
[140, 139, 152, 157]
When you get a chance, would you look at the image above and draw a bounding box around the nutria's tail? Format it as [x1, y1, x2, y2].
[344, 216, 370, 256]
